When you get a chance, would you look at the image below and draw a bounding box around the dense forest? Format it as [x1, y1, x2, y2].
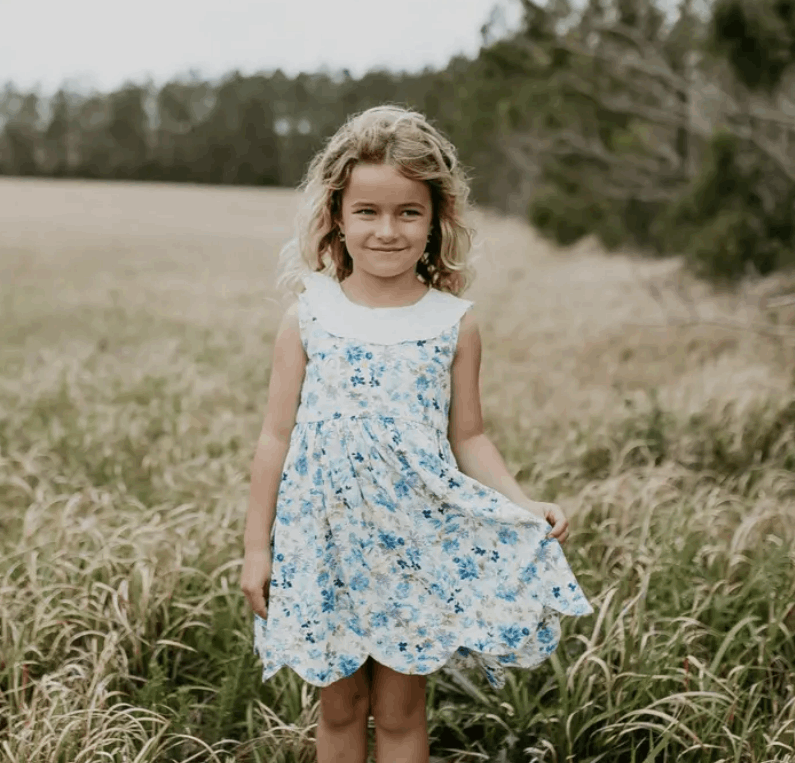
[3, 0, 795, 282]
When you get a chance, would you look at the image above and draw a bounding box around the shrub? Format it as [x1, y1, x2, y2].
[656, 129, 795, 281]
[529, 184, 628, 250]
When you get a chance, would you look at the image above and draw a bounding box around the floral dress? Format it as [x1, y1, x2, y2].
[253, 271, 593, 690]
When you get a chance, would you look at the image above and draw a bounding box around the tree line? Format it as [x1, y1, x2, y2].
[2, 0, 795, 282]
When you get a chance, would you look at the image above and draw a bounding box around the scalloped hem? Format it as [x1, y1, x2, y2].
[253, 638, 565, 690]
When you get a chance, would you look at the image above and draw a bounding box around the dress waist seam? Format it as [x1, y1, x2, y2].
[294, 412, 446, 434]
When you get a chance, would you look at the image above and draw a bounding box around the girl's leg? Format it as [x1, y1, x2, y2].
[316, 658, 372, 763]
[370, 661, 429, 763]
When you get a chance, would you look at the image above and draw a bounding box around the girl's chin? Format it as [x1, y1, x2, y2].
[356, 257, 417, 271]
[349, 251, 423, 272]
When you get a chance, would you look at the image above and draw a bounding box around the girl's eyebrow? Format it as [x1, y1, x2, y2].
[350, 200, 427, 208]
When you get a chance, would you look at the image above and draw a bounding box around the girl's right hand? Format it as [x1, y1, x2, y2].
[241, 549, 273, 619]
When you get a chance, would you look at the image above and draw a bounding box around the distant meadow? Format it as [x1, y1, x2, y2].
[1, 177, 794, 762]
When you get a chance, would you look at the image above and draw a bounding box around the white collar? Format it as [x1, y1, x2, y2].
[301, 271, 473, 345]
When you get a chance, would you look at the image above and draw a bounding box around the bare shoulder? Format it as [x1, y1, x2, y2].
[274, 299, 301, 338]
[448, 304, 484, 444]
[262, 299, 306, 441]
[280, 298, 300, 326]
[454, 305, 481, 357]
[271, 299, 306, 363]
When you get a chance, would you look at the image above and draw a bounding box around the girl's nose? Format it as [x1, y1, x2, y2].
[376, 216, 397, 239]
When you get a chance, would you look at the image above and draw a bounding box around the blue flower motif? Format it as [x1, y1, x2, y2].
[321, 588, 335, 612]
[350, 572, 370, 591]
[498, 528, 519, 545]
[374, 493, 398, 513]
[340, 656, 362, 677]
[454, 556, 479, 580]
[442, 538, 460, 554]
[520, 563, 539, 583]
[346, 346, 365, 364]
[496, 586, 518, 602]
[406, 546, 421, 569]
[347, 618, 367, 637]
[537, 625, 554, 644]
[378, 531, 403, 551]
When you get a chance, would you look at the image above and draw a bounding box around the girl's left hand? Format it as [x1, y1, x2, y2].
[525, 501, 570, 543]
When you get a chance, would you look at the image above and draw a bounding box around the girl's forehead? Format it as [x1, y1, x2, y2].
[343, 163, 430, 204]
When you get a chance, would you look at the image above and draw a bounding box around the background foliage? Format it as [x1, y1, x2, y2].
[3, 0, 795, 282]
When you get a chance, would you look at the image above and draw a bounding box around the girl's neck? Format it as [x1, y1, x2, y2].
[340, 271, 429, 309]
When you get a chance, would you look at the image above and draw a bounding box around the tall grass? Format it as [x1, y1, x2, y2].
[1, 178, 793, 762]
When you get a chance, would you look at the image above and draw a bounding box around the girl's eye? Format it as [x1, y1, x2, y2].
[353, 209, 422, 217]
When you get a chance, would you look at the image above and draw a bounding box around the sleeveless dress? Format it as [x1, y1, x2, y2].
[253, 271, 593, 690]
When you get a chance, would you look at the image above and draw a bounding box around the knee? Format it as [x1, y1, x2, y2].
[319, 689, 370, 730]
[371, 692, 426, 733]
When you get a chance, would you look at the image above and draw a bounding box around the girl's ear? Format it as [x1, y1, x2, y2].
[331, 206, 343, 234]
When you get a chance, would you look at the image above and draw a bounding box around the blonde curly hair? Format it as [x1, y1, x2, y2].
[275, 104, 477, 297]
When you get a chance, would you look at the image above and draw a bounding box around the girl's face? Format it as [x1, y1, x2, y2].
[337, 162, 433, 282]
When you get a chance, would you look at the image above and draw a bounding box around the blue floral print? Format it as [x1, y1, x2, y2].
[253, 277, 593, 690]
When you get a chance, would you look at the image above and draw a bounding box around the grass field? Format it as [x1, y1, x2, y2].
[1, 176, 794, 762]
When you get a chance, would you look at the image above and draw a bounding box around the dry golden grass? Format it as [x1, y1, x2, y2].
[1, 177, 793, 762]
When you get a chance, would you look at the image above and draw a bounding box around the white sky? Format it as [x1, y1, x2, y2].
[1, 0, 525, 96]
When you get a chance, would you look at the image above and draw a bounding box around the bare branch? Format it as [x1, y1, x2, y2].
[500, 16, 795, 197]
[510, 91, 795, 187]
[516, 33, 691, 94]
[552, 70, 690, 130]
[730, 124, 795, 184]
[745, 104, 795, 132]
[511, 130, 680, 177]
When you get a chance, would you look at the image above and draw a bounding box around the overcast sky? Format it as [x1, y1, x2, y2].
[1, 0, 525, 96]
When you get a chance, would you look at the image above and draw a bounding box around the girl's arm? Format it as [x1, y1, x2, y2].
[447, 309, 569, 541]
[244, 301, 306, 553]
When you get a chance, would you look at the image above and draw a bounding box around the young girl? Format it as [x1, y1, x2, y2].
[241, 105, 593, 763]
